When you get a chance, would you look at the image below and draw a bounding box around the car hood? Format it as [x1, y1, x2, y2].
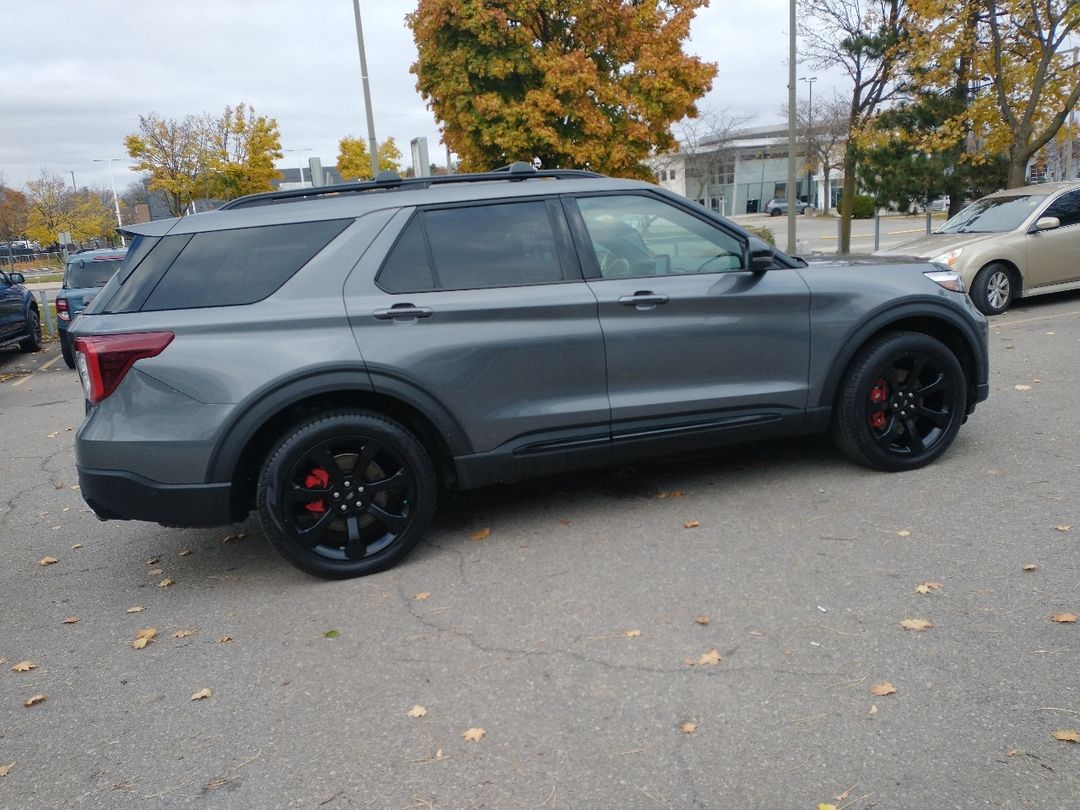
[874, 231, 1002, 259]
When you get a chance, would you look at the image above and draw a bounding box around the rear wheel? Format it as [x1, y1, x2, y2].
[257, 411, 436, 579]
[832, 332, 966, 472]
[970, 263, 1013, 315]
[18, 309, 42, 353]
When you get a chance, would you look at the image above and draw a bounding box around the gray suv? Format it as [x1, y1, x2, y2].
[71, 165, 989, 578]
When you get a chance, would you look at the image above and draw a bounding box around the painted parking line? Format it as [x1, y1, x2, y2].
[10, 351, 62, 387]
[994, 308, 1080, 328]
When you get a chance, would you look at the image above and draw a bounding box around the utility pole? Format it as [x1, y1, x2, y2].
[352, 0, 380, 179]
[785, 0, 797, 255]
[1067, 47, 1078, 180]
[800, 76, 817, 207]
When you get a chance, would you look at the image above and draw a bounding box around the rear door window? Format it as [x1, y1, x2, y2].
[64, 255, 126, 289]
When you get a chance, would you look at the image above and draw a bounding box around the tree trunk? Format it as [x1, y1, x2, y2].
[1007, 149, 1028, 188]
[839, 145, 858, 254]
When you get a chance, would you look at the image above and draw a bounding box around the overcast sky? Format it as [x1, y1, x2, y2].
[0, 0, 847, 194]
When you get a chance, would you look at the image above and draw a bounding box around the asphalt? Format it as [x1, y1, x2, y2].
[1, 294, 1078, 809]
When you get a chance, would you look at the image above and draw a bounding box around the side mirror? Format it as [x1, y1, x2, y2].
[749, 246, 774, 272]
[9, 272, 25, 284]
[1032, 216, 1060, 232]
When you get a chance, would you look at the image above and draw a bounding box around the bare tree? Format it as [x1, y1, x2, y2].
[783, 93, 850, 212]
[657, 109, 751, 212]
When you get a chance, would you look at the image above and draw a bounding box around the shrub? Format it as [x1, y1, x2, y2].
[744, 225, 776, 246]
[837, 194, 876, 219]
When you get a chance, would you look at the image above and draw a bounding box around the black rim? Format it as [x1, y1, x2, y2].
[865, 351, 959, 457]
[280, 436, 415, 562]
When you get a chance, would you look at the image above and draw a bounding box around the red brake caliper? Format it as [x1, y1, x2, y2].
[303, 468, 330, 513]
[868, 378, 888, 430]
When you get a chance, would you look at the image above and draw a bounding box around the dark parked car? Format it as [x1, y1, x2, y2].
[764, 197, 809, 216]
[71, 165, 989, 579]
[55, 248, 127, 367]
[0, 269, 42, 353]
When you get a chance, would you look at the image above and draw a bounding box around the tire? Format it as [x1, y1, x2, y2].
[60, 333, 76, 368]
[257, 410, 436, 578]
[770, 208, 782, 217]
[970, 263, 1013, 315]
[17, 309, 42, 353]
[832, 331, 967, 472]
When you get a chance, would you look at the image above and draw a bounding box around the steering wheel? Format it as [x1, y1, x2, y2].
[596, 249, 632, 278]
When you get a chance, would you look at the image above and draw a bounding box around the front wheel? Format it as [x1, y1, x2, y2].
[832, 332, 967, 472]
[970, 263, 1013, 315]
[18, 309, 42, 353]
[257, 411, 436, 578]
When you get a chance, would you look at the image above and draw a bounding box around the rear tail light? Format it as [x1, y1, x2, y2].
[74, 332, 174, 403]
[55, 297, 71, 322]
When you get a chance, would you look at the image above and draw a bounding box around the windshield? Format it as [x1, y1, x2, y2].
[64, 254, 126, 288]
[938, 195, 1047, 234]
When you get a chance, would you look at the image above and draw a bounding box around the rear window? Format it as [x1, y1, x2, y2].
[100, 220, 350, 313]
[64, 254, 126, 289]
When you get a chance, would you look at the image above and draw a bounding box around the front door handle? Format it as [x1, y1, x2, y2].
[618, 292, 669, 310]
[373, 304, 433, 321]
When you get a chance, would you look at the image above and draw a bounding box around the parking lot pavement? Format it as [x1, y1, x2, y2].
[2, 299, 1079, 809]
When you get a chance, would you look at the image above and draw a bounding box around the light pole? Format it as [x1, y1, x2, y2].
[284, 148, 313, 188]
[92, 158, 126, 247]
[800, 76, 818, 207]
[352, 0, 380, 179]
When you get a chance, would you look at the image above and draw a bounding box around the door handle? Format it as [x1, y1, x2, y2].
[373, 305, 433, 321]
[618, 292, 669, 308]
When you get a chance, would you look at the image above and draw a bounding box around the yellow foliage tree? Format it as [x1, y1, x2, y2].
[407, 0, 716, 179]
[203, 103, 283, 200]
[24, 172, 113, 245]
[337, 136, 404, 180]
[125, 112, 206, 217]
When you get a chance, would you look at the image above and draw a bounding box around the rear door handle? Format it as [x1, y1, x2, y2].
[373, 305, 433, 321]
[618, 292, 669, 309]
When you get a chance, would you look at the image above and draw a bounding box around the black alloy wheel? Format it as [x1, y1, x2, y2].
[833, 332, 966, 472]
[257, 411, 436, 578]
[18, 309, 42, 353]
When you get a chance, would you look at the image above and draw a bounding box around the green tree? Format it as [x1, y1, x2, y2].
[407, 0, 717, 178]
[203, 103, 283, 200]
[337, 136, 403, 181]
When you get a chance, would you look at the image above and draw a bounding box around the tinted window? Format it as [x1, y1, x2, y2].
[64, 255, 125, 289]
[378, 201, 568, 292]
[576, 195, 745, 278]
[1042, 190, 1080, 228]
[140, 220, 350, 311]
[100, 234, 191, 314]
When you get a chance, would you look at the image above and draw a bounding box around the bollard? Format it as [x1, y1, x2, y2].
[37, 290, 56, 337]
[925, 210, 932, 235]
[874, 211, 881, 252]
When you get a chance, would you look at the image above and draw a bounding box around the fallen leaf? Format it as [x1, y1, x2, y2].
[24, 694, 46, 708]
[1054, 525, 1072, 532]
[680, 721, 697, 734]
[218, 635, 233, 644]
[47, 431, 60, 438]
[414, 592, 431, 601]
[900, 618, 933, 631]
[915, 581, 943, 595]
[71, 543, 83, 549]
[1050, 613, 1078, 624]
[126, 606, 145, 613]
[558, 518, 571, 525]
[11, 661, 36, 673]
[146, 557, 160, 565]
[835, 785, 855, 802]
[179, 549, 193, 557]
[698, 649, 722, 666]
[984, 469, 998, 476]
[694, 615, 710, 625]
[1014, 384, 1032, 391]
[621, 629, 641, 638]
[1023, 564, 1038, 572]
[870, 682, 897, 696]
[62, 616, 80, 624]
[190, 688, 212, 701]
[323, 629, 339, 638]
[462, 727, 485, 742]
[1006, 747, 1019, 757]
[0, 762, 13, 777]
[869, 704, 878, 715]
[132, 628, 157, 649]
[1052, 729, 1080, 743]
[818, 804, 838, 810]
[469, 528, 491, 541]
[656, 490, 684, 499]
[173, 629, 197, 638]
[897, 530, 911, 537]
[683, 519, 700, 529]
[39, 556, 59, 566]
[407, 705, 428, 718]
[158, 577, 174, 588]
[148, 568, 163, 577]
[221, 531, 246, 543]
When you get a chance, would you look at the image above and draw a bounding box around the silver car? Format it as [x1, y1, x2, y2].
[878, 181, 1080, 315]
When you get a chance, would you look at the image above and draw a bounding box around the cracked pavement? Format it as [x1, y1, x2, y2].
[1, 298, 1078, 809]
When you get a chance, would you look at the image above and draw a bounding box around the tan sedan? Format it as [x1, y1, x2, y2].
[876, 181, 1080, 314]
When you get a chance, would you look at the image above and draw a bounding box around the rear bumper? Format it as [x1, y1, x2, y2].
[77, 466, 234, 527]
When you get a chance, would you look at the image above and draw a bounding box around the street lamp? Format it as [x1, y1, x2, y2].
[283, 148, 313, 188]
[800, 76, 818, 207]
[92, 158, 126, 247]
[352, 1, 380, 179]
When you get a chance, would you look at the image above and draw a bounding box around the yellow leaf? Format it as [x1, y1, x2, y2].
[622, 629, 641, 638]
[39, 556, 59, 566]
[1014, 384, 1032, 391]
[1054, 525, 1072, 532]
[414, 592, 431, 601]
[818, 804, 838, 810]
[148, 568, 163, 576]
[900, 618, 933, 631]
[132, 628, 157, 649]
[1050, 613, 1078, 623]
[24, 694, 46, 708]
[222, 531, 246, 543]
[469, 528, 491, 541]
[158, 577, 174, 588]
[870, 682, 897, 696]
[1023, 564, 1037, 571]
[869, 704, 878, 715]
[915, 581, 943, 595]
[62, 616, 80, 624]
[656, 490, 684, 499]
[0, 762, 13, 777]
[71, 543, 83, 549]
[173, 629, 197, 638]
[218, 635, 233, 644]
[897, 530, 911, 537]
[683, 519, 700, 529]
[190, 688, 212, 701]
[146, 557, 160, 565]
[126, 606, 145, 613]
[11, 661, 36, 673]
[462, 727, 485, 742]
[698, 649, 722, 666]
[694, 615, 710, 625]
[680, 721, 697, 734]
[1052, 729, 1080, 743]
[407, 705, 428, 718]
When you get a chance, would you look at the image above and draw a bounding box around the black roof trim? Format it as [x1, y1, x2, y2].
[220, 164, 605, 210]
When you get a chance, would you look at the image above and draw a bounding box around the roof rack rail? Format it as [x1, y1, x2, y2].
[220, 165, 605, 210]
